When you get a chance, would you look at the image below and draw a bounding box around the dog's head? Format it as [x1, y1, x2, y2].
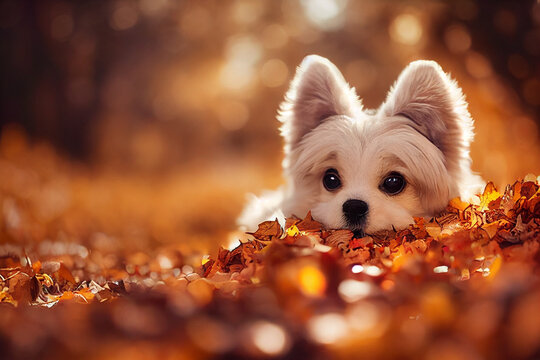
[279, 55, 482, 233]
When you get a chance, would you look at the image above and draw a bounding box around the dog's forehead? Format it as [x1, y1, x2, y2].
[296, 113, 437, 175]
[316, 115, 430, 171]
[324, 114, 405, 153]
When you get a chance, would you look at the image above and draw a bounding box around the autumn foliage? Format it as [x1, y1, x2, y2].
[1, 173, 539, 359]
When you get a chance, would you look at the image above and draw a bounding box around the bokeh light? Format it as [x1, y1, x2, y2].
[248, 321, 290, 356]
[300, 0, 348, 31]
[338, 279, 372, 302]
[307, 313, 348, 344]
[389, 13, 423, 45]
[298, 265, 327, 297]
[221, 35, 263, 90]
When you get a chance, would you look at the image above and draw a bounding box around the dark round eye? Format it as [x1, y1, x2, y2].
[323, 168, 342, 191]
[380, 172, 406, 195]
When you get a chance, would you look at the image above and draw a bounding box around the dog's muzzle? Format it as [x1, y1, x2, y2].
[342, 199, 369, 229]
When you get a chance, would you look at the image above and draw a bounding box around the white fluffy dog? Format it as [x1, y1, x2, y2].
[239, 55, 483, 234]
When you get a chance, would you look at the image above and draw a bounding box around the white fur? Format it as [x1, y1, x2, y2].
[238, 55, 484, 232]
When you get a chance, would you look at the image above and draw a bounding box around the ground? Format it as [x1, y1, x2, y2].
[1, 136, 539, 360]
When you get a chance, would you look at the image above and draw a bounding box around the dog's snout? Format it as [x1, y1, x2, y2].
[342, 199, 369, 226]
[343, 199, 369, 216]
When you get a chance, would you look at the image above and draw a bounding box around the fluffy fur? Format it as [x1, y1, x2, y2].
[238, 55, 483, 233]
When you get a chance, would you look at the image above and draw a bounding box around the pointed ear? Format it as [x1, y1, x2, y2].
[279, 55, 360, 151]
[380, 60, 474, 164]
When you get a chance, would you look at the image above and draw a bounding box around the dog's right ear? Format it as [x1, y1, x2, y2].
[278, 55, 360, 152]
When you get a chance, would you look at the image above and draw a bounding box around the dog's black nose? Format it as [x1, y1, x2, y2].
[342, 199, 369, 226]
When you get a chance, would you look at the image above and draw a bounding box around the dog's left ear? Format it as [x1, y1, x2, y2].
[380, 60, 474, 165]
[279, 55, 360, 153]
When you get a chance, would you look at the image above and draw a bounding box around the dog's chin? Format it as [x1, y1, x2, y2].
[344, 220, 367, 237]
[346, 223, 393, 238]
[317, 213, 412, 235]
[351, 228, 366, 238]
[316, 215, 367, 237]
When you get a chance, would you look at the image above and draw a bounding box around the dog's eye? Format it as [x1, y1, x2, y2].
[380, 172, 406, 195]
[323, 168, 342, 191]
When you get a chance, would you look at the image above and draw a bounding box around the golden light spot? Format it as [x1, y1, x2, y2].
[380, 279, 394, 291]
[389, 13, 423, 45]
[157, 255, 173, 270]
[220, 35, 263, 90]
[433, 265, 449, 273]
[338, 279, 372, 302]
[307, 313, 348, 344]
[298, 265, 326, 297]
[300, 0, 348, 31]
[250, 321, 290, 356]
[364, 265, 383, 276]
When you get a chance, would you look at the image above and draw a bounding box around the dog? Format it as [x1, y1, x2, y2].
[239, 55, 484, 234]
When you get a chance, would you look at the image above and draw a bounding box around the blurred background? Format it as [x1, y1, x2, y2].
[1, 0, 539, 252]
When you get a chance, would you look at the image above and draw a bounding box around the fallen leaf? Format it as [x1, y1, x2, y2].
[248, 220, 283, 240]
[295, 211, 323, 232]
[9, 273, 39, 305]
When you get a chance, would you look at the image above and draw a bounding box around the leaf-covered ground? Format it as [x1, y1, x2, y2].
[1, 175, 539, 360]
[1, 138, 539, 360]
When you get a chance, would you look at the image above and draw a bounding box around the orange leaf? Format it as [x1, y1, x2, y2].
[248, 220, 283, 240]
[449, 197, 469, 211]
[479, 182, 500, 211]
[58, 263, 76, 284]
[296, 211, 323, 232]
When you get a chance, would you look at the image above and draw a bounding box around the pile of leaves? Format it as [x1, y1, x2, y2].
[1, 177, 539, 360]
